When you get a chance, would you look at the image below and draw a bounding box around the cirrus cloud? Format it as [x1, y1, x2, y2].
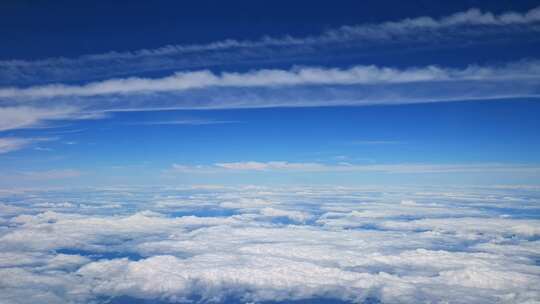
[1, 6, 539, 85]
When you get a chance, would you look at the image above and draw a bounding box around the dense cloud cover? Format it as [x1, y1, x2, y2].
[0, 186, 539, 303]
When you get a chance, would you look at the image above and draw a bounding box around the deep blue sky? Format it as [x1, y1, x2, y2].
[1, 0, 540, 187]
[2, 0, 539, 59]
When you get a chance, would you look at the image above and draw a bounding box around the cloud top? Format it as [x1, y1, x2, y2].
[0, 186, 539, 303]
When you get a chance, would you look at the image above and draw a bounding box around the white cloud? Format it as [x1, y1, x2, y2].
[0, 106, 81, 131]
[1, 7, 539, 85]
[377, 217, 540, 238]
[173, 161, 540, 174]
[1, 61, 539, 100]
[215, 161, 327, 171]
[0, 61, 537, 122]
[0, 137, 55, 154]
[0, 106, 105, 154]
[0, 186, 539, 303]
[219, 197, 275, 210]
[0, 138, 32, 154]
[259, 207, 312, 223]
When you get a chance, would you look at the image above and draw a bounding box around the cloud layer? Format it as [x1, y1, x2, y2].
[0, 186, 539, 303]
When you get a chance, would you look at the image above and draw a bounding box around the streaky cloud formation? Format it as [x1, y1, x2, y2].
[19, 169, 82, 180]
[0, 106, 82, 131]
[0, 138, 34, 154]
[1, 6, 539, 85]
[0, 137, 55, 154]
[171, 161, 540, 174]
[2, 60, 539, 99]
[0, 61, 538, 136]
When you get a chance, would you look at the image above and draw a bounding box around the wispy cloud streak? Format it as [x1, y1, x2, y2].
[0, 137, 54, 154]
[0, 106, 106, 133]
[0, 61, 538, 139]
[170, 161, 540, 174]
[19, 169, 82, 180]
[1, 61, 539, 99]
[0, 138, 34, 154]
[1, 6, 539, 85]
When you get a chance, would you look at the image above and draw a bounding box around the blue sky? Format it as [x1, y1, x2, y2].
[1, 0, 540, 187]
[1, 3, 540, 303]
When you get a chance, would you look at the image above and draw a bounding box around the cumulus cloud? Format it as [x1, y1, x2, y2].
[259, 207, 312, 223]
[1, 7, 539, 85]
[0, 186, 539, 303]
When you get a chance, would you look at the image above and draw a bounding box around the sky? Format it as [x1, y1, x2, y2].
[1, 2, 540, 303]
[1, 0, 540, 187]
